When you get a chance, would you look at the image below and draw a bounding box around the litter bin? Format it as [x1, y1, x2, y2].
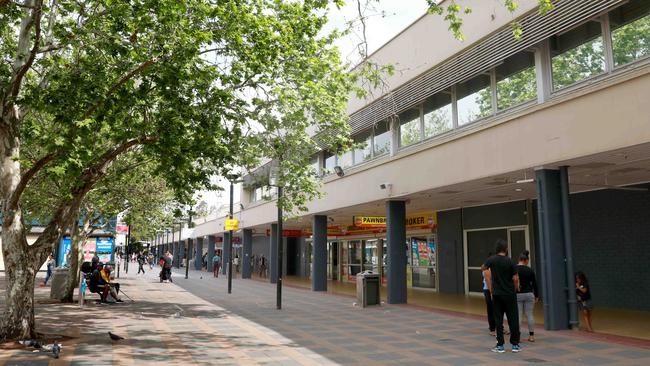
[356, 271, 380, 307]
[50, 267, 69, 300]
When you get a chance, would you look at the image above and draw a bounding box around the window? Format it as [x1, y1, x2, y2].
[373, 120, 390, 156]
[323, 151, 336, 173]
[337, 150, 353, 169]
[550, 20, 605, 90]
[353, 129, 372, 164]
[310, 155, 320, 176]
[423, 91, 452, 138]
[609, 0, 650, 67]
[399, 106, 422, 147]
[496, 52, 537, 110]
[456, 74, 492, 125]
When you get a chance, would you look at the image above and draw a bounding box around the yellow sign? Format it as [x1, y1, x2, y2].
[353, 216, 387, 228]
[225, 219, 239, 231]
[352, 213, 436, 229]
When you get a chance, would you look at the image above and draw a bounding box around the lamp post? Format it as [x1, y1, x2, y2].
[269, 165, 283, 310]
[225, 174, 242, 295]
[185, 208, 194, 280]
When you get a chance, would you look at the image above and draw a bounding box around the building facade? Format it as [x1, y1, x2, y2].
[155, 0, 650, 330]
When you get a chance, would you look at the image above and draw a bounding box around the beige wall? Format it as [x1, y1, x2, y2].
[347, 0, 539, 114]
[241, 69, 650, 228]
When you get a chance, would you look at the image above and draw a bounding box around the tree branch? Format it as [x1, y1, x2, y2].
[8, 0, 44, 102]
[6, 152, 58, 211]
[82, 58, 158, 119]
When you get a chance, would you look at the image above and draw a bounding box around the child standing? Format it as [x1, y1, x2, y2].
[575, 271, 594, 332]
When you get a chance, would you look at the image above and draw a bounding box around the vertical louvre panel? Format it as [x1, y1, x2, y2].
[347, 0, 625, 135]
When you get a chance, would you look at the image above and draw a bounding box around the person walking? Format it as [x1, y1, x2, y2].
[41, 254, 55, 286]
[259, 255, 267, 278]
[576, 271, 594, 332]
[234, 254, 240, 274]
[516, 250, 539, 342]
[485, 239, 521, 353]
[213, 252, 221, 278]
[481, 255, 496, 336]
[137, 252, 146, 274]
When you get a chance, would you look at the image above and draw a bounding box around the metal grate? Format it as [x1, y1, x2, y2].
[347, 0, 626, 135]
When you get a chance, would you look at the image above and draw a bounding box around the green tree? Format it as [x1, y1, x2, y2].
[1, 0, 352, 341]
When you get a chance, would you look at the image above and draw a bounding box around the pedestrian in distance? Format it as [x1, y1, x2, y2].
[484, 239, 521, 353]
[234, 254, 240, 274]
[213, 252, 221, 278]
[516, 250, 539, 342]
[41, 254, 55, 287]
[137, 252, 146, 274]
[576, 271, 594, 332]
[481, 254, 496, 336]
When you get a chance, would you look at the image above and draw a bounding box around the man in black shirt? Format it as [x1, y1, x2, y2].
[485, 239, 521, 353]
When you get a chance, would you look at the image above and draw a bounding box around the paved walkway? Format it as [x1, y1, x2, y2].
[0, 270, 332, 365]
[172, 268, 650, 366]
[1, 267, 650, 365]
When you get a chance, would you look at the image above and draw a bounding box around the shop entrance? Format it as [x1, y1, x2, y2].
[463, 226, 529, 294]
[327, 241, 339, 280]
[286, 237, 299, 276]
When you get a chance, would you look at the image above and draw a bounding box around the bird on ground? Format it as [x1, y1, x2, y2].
[108, 332, 125, 341]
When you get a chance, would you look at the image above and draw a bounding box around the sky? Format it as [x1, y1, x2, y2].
[197, 0, 431, 213]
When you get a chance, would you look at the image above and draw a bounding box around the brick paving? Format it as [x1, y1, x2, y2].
[1, 267, 650, 365]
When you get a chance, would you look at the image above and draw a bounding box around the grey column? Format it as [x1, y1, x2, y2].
[195, 237, 203, 270]
[270, 224, 278, 284]
[536, 168, 570, 330]
[242, 229, 253, 279]
[207, 235, 216, 272]
[312, 215, 328, 291]
[223, 232, 231, 275]
[386, 200, 407, 304]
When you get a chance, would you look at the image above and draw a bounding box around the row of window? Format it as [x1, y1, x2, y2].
[318, 0, 650, 175]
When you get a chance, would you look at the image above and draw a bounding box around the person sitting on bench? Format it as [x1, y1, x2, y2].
[89, 262, 107, 302]
[100, 265, 122, 303]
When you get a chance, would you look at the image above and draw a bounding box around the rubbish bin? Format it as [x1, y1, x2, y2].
[50, 267, 69, 300]
[356, 271, 380, 307]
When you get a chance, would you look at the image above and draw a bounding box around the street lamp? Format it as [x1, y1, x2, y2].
[269, 165, 283, 310]
[225, 174, 243, 295]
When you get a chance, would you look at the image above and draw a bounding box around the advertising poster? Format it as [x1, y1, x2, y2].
[83, 238, 97, 262]
[95, 237, 114, 264]
[58, 236, 71, 267]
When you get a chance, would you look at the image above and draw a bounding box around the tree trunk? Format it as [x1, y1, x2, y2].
[61, 217, 90, 303]
[0, 225, 38, 341]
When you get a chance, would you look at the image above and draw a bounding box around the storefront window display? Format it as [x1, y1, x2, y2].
[410, 236, 437, 289]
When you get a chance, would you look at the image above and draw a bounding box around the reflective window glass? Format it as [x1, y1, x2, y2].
[373, 120, 391, 156]
[399, 107, 422, 147]
[353, 129, 372, 164]
[423, 91, 452, 137]
[609, 0, 650, 66]
[456, 74, 492, 125]
[496, 52, 537, 110]
[550, 20, 605, 90]
[337, 150, 353, 169]
[324, 151, 336, 174]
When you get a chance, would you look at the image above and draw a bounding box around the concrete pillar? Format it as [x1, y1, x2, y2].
[386, 200, 407, 304]
[312, 215, 328, 291]
[207, 235, 216, 272]
[195, 237, 203, 270]
[270, 223, 278, 284]
[535, 168, 572, 330]
[223, 232, 231, 275]
[242, 229, 253, 279]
